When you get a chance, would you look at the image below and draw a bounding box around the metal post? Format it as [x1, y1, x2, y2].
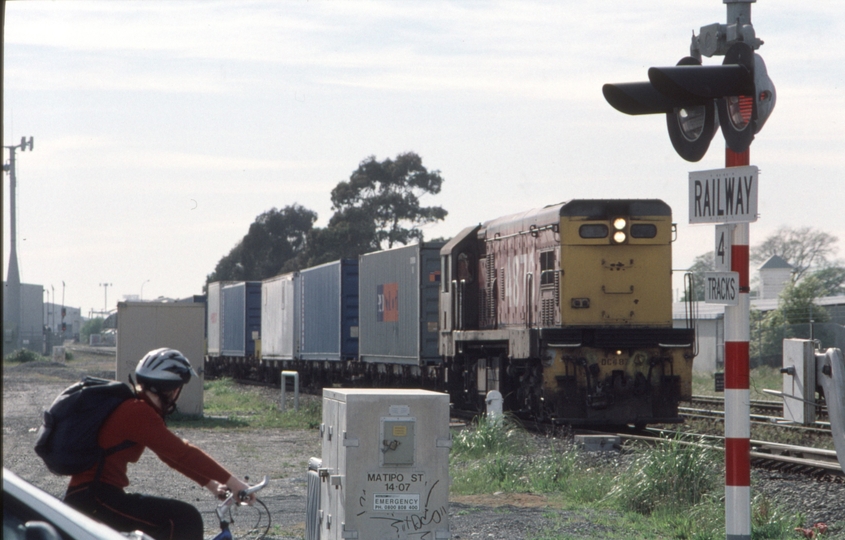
[724, 147, 751, 540]
[4, 147, 21, 353]
[100, 283, 113, 313]
[3, 137, 34, 356]
[281, 370, 300, 412]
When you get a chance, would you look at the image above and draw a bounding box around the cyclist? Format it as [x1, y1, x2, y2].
[63, 348, 255, 540]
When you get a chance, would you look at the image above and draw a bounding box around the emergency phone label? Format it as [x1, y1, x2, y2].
[374, 493, 420, 511]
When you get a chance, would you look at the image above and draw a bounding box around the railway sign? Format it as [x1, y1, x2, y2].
[703, 271, 739, 305]
[714, 224, 734, 272]
[688, 165, 758, 224]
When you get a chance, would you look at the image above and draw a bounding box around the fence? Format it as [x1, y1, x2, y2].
[750, 321, 845, 368]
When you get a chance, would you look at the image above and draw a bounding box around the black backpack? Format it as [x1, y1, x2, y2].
[34, 376, 136, 476]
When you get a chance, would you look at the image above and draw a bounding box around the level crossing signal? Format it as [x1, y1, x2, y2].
[602, 42, 775, 161]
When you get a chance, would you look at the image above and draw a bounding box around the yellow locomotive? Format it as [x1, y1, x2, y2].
[440, 199, 694, 426]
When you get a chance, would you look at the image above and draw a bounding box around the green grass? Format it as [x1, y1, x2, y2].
[451, 418, 808, 539]
[692, 365, 783, 401]
[169, 378, 321, 430]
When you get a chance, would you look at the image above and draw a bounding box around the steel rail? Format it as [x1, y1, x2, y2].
[679, 406, 832, 434]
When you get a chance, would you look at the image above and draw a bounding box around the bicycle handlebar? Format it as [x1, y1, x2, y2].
[213, 475, 270, 540]
[238, 475, 268, 501]
[217, 475, 269, 522]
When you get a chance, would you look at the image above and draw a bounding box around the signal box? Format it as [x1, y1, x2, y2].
[317, 389, 451, 540]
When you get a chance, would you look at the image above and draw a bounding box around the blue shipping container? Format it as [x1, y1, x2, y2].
[298, 259, 359, 361]
[221, 281, 262, 357]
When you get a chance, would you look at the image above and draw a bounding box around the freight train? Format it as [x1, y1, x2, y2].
[205, 199, 696, 427]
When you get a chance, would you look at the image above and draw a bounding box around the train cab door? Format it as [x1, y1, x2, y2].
[439, 225, 481, 332]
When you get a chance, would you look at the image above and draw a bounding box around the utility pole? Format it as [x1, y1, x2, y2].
[100, 283, 114, 315]
[3, 136, 34, 356]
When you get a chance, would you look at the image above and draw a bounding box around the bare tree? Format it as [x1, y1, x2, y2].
[750, 226, 839, 281]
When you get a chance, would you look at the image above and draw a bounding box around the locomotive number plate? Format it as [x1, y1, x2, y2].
[600, 357, 628, 367]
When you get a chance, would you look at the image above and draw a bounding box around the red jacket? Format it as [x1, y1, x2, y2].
[69, 395, 231, 490]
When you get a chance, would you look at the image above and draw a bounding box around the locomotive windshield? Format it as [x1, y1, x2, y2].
[579, 224, 608, 238]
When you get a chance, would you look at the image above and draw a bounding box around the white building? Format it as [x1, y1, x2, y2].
[759, 255, 794, 300]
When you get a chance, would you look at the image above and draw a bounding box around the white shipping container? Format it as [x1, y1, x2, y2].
[206, 281, 233, 357]
[261, 273, 298, 360]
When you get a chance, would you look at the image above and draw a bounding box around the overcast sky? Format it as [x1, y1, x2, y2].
[4, 0, 844, 317]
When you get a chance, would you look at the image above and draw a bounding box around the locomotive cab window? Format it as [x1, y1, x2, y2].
[630, 224, 657, 238]
[579, 224, 608, 239]
[540, 251, 556, 286]
[457, 252, 473, 283]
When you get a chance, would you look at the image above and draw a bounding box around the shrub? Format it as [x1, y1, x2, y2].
[4, 349, 46, 364]
[80, 317, 103, 343]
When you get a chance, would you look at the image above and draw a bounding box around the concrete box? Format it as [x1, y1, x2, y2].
[574, 434, 621, 452]
[116, 301, 205, 416]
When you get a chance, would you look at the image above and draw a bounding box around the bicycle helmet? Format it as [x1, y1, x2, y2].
[135, 348, 196, 395]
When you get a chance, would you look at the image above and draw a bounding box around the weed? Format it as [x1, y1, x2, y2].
[451, 414, 528, 459]
[604, 433, 720, 514]
[751, 493, 802, 539]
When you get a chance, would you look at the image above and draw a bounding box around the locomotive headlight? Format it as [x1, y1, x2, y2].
[613, 218, 627, 230]
[613, 231, 627, 243]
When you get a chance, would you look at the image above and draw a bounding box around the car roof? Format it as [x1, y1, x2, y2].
[3, 468, 132, 540]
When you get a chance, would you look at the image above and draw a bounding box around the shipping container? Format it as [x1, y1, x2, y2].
[206, 281, 234, 356]
[299, 259, 359, 362]
[221, 282, 261, 357]
[261, 273, 297, 360]
[358, 242, 443, 366]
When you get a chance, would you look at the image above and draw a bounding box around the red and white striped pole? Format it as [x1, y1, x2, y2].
[724, 147, 751, 540]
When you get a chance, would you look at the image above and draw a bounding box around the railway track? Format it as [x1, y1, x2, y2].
[633, 428, 844, 480]
[679, 405, 832, 435]
[689, 393, 830, 422]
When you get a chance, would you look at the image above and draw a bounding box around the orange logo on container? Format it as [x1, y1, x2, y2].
[377, 283, 399, 322]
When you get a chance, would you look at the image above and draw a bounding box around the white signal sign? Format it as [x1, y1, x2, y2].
[689, 166, 758, 224]
[714, 224, 735, 272]
[704, 271, 739, 305]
